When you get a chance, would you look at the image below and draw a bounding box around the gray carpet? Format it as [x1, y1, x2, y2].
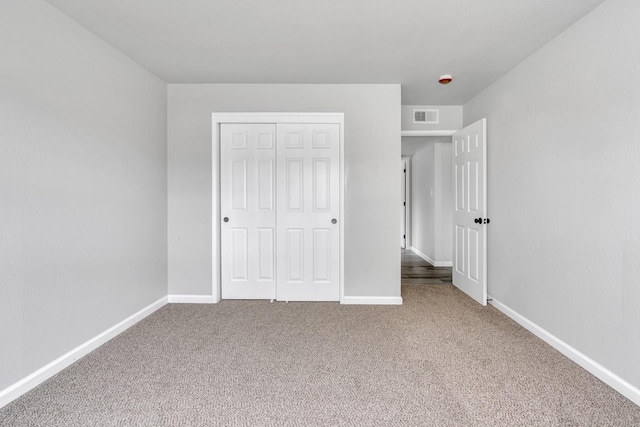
[1, 285, 639, 426]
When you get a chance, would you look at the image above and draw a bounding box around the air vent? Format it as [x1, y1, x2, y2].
[413, 109, 439, 124]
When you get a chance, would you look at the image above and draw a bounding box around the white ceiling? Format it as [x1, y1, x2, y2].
[45, 0, 605, 105]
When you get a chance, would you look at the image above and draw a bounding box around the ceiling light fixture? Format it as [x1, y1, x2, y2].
[438, 74, 453, 84]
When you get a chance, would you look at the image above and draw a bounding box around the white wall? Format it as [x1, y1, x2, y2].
[0, 0, 167, 391]
[410, 143, 436, 260]
[464, 0, 640, 392]
[435, 143, 453, 263]
[409, 140, 453, 265]
[168, 84, 401, 298]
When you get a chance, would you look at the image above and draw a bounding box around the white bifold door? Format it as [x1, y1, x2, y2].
[221, 123, 340, 301]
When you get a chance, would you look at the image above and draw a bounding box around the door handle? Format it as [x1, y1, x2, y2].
[223, 217, 229, 223]
[331, 218, 337, 224]
[474, 218, 482, 224]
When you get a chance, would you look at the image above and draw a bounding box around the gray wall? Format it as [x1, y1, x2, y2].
[0, 0, 167, 390]
[168, 84, 401, 298]
[409, 141, 453, 265]
[410, 144, 436, 259]
[435, 143, 453, 263]
[464, 0, 640, 389]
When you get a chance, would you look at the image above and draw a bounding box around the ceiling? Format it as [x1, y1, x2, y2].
[46, 0, 605, 105]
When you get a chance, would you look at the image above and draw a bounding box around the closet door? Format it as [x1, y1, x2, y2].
[276, 124, 340, 301]
[221, 124, 276, 299]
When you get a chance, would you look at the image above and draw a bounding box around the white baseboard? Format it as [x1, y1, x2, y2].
[410, 247, 452, 267]
[433, 261, 453, 267]
[342, 296, 403, 305]
[410, 246, 435, 265]
[168, 294, 215, 304]
[0, 296, 168, 410]
[489, 296, 640, 407]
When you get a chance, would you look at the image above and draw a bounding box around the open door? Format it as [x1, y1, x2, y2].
[452, 118, 487, 305]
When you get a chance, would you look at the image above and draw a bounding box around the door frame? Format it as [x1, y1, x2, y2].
[401, 156, 412, 249]
[400, 158, 406, 249]
[212, 113, 345, 303]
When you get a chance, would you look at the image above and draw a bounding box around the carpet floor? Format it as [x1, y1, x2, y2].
[1, 285, 639, 426]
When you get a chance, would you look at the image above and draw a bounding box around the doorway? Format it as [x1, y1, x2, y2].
[400, 139, 454, 286]
[398, 119, 487, 304]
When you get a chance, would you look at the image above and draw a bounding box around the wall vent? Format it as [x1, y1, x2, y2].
[413, 109, 439, 124]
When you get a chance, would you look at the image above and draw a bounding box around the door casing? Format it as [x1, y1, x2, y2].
[212, 113, 345, 303]
[401, 159, 406, 249]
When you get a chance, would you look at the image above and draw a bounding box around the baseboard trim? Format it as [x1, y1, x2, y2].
[410, 247, 435, 266]
[410, 247, 452, 268]
[410, 247, 452, 267]
[489, 296, 640, 407]
[168, 295, 215, 304]
[433, 261, 453, 267]
[410, 246, 434, 265]
[0, 296, 168, 410]
[342, 296, 403, 305]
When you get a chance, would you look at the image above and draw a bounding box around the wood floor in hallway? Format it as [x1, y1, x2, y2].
[401, 249, 452, 285]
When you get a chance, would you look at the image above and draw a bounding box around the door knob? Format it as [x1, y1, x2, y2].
[474, 218, 490, 224]
[223, 217, 229, 223]
[331, 218, 337, 224]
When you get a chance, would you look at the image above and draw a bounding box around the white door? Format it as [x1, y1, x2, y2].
[276, 124, 340, 301]
[452, 118, 487, 305]
[221, 124, 277, 299]
[401, 160, 407, 249]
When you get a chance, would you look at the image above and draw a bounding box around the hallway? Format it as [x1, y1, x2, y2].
[401, 250, 452, 285]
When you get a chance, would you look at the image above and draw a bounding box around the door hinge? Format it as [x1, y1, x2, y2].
[403, 235, 406, 239]
[403, 202, 406, 206]
[404, 169, 406, 173]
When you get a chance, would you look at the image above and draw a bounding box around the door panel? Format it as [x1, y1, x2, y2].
[452, 118, 487, 305]
[231, 228, 248, 280]
[313, 228, 330, 282]
[313, 159, 330, 211]
[258, 160, 274, 210]
[277, 123, 340, 301]
[231, 160, 247, 210]
[221, 124, 277, 299]
[286, 159, 304, 212]
[257, 228, 275, 281]
[286, 228, 304, 282]
[455, 225, 465, 275]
